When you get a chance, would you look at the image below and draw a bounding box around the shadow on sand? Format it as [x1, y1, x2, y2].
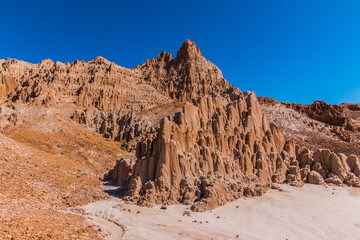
[103, 180, 128, 198]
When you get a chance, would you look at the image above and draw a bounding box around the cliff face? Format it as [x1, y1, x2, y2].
[259, 97, 360, 132]
[134, 39, 236, 101]
[106, 92, 289, 211]
[104, 41, 360, 211]
[70, 40, 238, 145]
[259, 96, 360, 155]
[106, 92, 360, 211]
[1, 40, 360, 212]
[283, 100, 357, 131]
[0, 56, 169, 111]
[0, 40, 236, 144]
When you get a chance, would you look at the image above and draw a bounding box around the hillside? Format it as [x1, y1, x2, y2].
[1, 40, 359, 239]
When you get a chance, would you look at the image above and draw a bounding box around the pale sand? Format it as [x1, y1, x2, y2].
[82, 184, 360, 240]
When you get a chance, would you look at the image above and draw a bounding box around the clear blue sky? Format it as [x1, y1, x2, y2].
[1, 0, 359, 104]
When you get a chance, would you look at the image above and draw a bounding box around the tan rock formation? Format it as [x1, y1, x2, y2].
[1, 40, 359, 215]
[103, 41, 360, 211]
[134, 39, 237, 101]
[108, 115, 360, 210]
[105, 94, 360, 211]
[283, 100, 357, 131]
[106, 91, 290, 211]
[0, 56, 169, 111]
[106, 90, 358, 210]
[69, 40, 238, 147]
[260, 96, 360, 152]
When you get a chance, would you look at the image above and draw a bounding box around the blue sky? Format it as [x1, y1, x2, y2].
[1, 0, 359, 104]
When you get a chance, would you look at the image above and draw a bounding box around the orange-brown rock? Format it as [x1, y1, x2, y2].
[107, 92, 291, 211]
[295, 147, 360, 187]
[260, 96, 360, 150]
[283, 100, 357, 131]
[67, 40, 237, 148]
[0, 56, 169, 111]
[105, 91, 357, 210]
[100, 41, 360, 211]
[107, 93, 360, 210]
[134, 39, 237, 101]
[1, 40, 360, 218]
[1, 40, 240, 148]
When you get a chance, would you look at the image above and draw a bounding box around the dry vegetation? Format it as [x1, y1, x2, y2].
[0, 104, 126, 239]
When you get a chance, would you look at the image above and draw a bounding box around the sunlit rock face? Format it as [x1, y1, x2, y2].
[2, 40, 359, 212]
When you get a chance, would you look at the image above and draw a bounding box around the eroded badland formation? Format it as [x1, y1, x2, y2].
[1, 40, 360, 238]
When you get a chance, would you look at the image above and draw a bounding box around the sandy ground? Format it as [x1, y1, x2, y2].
[80, 184, 360, 240]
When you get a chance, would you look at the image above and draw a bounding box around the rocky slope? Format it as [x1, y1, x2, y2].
[1, 40, 360, 237]
[0, 56, 169, 111]
[259, 97, 360, 154]
[107, 92, 360, 211]
[259, 97, 360, 130]
[0, 103, 127, 239]
[103, 41, 360, 211]
[106, 91, 290, 211]
[133, 39, 235, 101]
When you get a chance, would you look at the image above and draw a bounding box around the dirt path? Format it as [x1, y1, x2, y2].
[84, 213, 124, 240]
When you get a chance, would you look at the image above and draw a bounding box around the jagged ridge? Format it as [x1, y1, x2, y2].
[1, 40, 360, 212]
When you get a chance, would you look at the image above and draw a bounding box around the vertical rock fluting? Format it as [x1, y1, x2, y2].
[107, 92, 288, 211]
[1, 40, 235, 146]
[0, 56, 169, 111]
[1, 40, 359, 211]
[107, 92, 360, 211]
[72, 39, 238, 147]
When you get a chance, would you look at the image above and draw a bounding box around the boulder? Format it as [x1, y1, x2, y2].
[308, 171, 325, 185]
